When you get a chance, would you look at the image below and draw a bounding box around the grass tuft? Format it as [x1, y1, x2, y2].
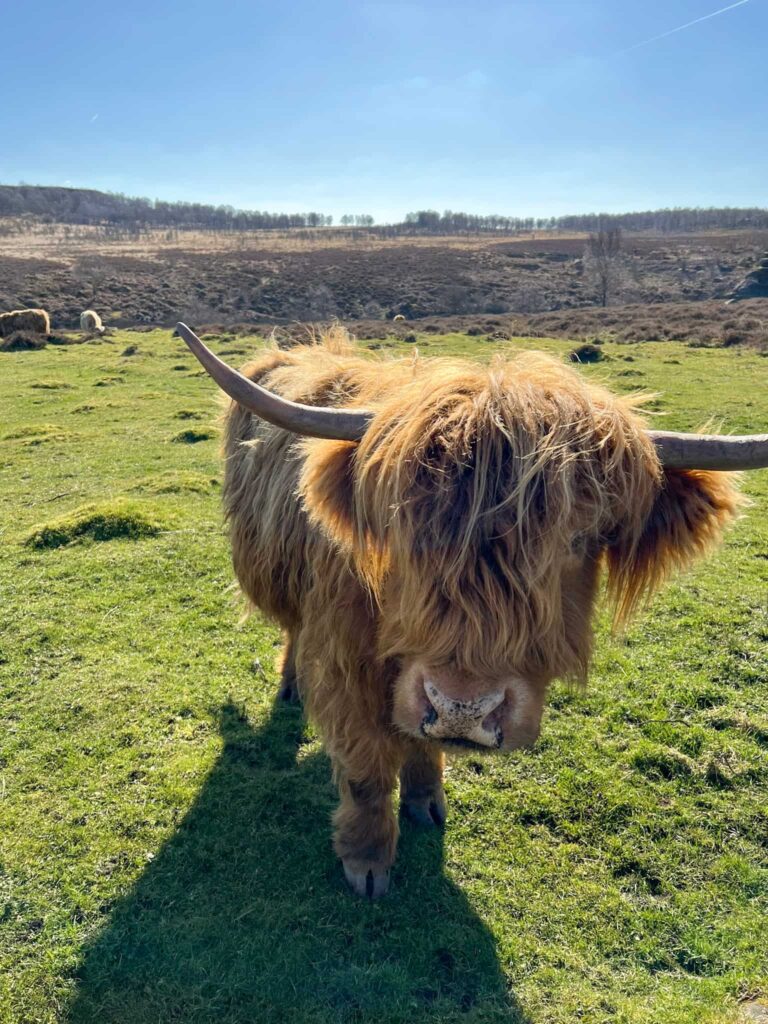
[173, 409, 206, 420]
[133, 471, 220, 494]
[23, 500, 168, 549]
[170, 428, 216, 444]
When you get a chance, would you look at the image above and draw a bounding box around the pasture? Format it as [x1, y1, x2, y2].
[0, 328, 766, 1024]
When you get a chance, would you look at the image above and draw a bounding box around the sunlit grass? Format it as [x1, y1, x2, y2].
[0, 329, 766, 1024]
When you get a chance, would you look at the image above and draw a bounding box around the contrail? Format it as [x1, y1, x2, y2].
[617, 0, 751, 54]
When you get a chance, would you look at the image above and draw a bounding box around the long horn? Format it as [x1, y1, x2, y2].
[649, 430, 768, 471]
[175, 323, 372, 441]
[177, 323, 768, 467]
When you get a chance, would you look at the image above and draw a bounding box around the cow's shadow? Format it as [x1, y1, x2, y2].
[68, 701, 528, 1023]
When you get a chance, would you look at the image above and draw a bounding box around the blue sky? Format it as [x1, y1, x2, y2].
[2, 0, 765, 222]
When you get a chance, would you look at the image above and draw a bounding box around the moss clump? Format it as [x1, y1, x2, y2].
[4, 424, 74, 445]
[24, 501, 167, 549]
[170, 429, 215, 444]
[133, 471, 219, 495]
[631, 743, 695, 781]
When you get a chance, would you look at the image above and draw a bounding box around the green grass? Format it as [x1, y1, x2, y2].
[0, 329, 766, 1024]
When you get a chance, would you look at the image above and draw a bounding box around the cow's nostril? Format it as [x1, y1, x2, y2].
[421, 684, 439, 731]
[481, 693, 507, 736]
[422, 695, 438, 727]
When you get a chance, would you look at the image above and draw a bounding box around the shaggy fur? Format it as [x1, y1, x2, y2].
[221, 329, 741, 893]
[0, 308, 50, 338]
[80, 310, 105, 335]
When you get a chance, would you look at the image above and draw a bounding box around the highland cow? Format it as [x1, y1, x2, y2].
[176, 322, 767, 898]
[0, 308, 50, 338]
[80, 309, 105, 335]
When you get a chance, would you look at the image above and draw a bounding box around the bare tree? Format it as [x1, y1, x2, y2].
[72, 255, 108, 303]
[584, 228, 625, 307]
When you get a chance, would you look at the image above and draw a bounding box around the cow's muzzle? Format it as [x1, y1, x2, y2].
[420, 680, 506, 749]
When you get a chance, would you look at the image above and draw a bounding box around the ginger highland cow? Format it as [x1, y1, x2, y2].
[176, 323, 767, 898]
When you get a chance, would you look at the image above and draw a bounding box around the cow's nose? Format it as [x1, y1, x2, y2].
[421, 680, 506, 748]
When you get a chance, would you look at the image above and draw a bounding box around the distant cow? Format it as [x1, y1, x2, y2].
[80, 310, 105, 335]
[175, 322, 767, 898]
[0, 308, 50, 338]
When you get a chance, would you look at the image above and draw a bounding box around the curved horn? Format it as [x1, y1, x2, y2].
[175, 323, 372, 441]
[649, 430, 768, 471]
[177, 323, 768, 467]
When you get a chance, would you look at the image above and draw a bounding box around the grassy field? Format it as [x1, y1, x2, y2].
[0, 328, 766, 1024]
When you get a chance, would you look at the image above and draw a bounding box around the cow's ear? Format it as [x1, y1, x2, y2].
[605, 469, 743, 623]
[300, 439, 358, 547]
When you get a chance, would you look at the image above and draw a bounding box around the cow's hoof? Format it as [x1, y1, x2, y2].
[342, 859, 391, 899]
[400, 788, 447, 828]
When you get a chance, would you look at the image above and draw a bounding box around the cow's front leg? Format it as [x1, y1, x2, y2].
[334, 756, 400, 900]
[277, 633, 301, 704]
[400, 743, 446, 827]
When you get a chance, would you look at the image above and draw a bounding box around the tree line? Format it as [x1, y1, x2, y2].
[400, 207, 768, 234]
[0, 185, 340, 231]
[1, 184, 767, 235]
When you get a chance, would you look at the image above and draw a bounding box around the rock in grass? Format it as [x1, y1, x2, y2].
[24, 501, 168, 549]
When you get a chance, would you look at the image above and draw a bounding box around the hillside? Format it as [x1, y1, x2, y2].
[0, 185, 332, 231]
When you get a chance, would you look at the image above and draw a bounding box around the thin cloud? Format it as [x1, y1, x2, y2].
[617, 0, 751, 55]
[90, 113, 98, 122]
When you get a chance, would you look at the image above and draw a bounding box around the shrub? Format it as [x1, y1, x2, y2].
[569, 343, 605, 364]
[1, 331, 48, 352]
[721, 331, 747, 347]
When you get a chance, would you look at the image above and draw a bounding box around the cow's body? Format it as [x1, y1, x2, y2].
[80, 310, 105, 334]
[221, 332, 739, 897]
[0, 308, 50, 337]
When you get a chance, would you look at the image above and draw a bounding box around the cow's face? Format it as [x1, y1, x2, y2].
[301, 352, 741, 753]
[301, 354, 663, 751]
